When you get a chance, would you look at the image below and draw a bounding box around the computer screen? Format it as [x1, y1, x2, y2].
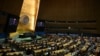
[0, 11, 19, 33]
[37, 21, 44, 27]
[35, 20, 45, 32]
[5, 14, 19, 33]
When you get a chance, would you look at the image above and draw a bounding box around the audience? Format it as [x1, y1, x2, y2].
[0, 34, 100, 56]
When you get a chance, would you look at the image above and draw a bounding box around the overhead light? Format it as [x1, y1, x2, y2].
[68, 26, 71, 30]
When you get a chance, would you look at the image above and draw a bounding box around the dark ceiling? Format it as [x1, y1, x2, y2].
[38, 0, 99, 21]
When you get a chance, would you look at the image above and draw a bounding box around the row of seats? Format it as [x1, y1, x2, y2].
[0, 35, 100, 56]
[0, 40, 23, 56]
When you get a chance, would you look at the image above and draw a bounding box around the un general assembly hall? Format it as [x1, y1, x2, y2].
[0, 0, 100, 56]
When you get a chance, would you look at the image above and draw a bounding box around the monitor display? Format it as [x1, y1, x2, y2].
[0, 11, 19, 33]
[5, 14, 19, 33]
[9, 18, 18, 25]
[37, 21, 45, 27]
[35, 20, 45, 32]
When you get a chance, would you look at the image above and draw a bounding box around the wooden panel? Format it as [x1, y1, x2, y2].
[46, 23, 96, 28]
[38, 0, 100, 34]
[38, 0, 95, 20]
[81, 30, 97, 33]
[0, 0, 23, 16]
[95, 0, 100, 34]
